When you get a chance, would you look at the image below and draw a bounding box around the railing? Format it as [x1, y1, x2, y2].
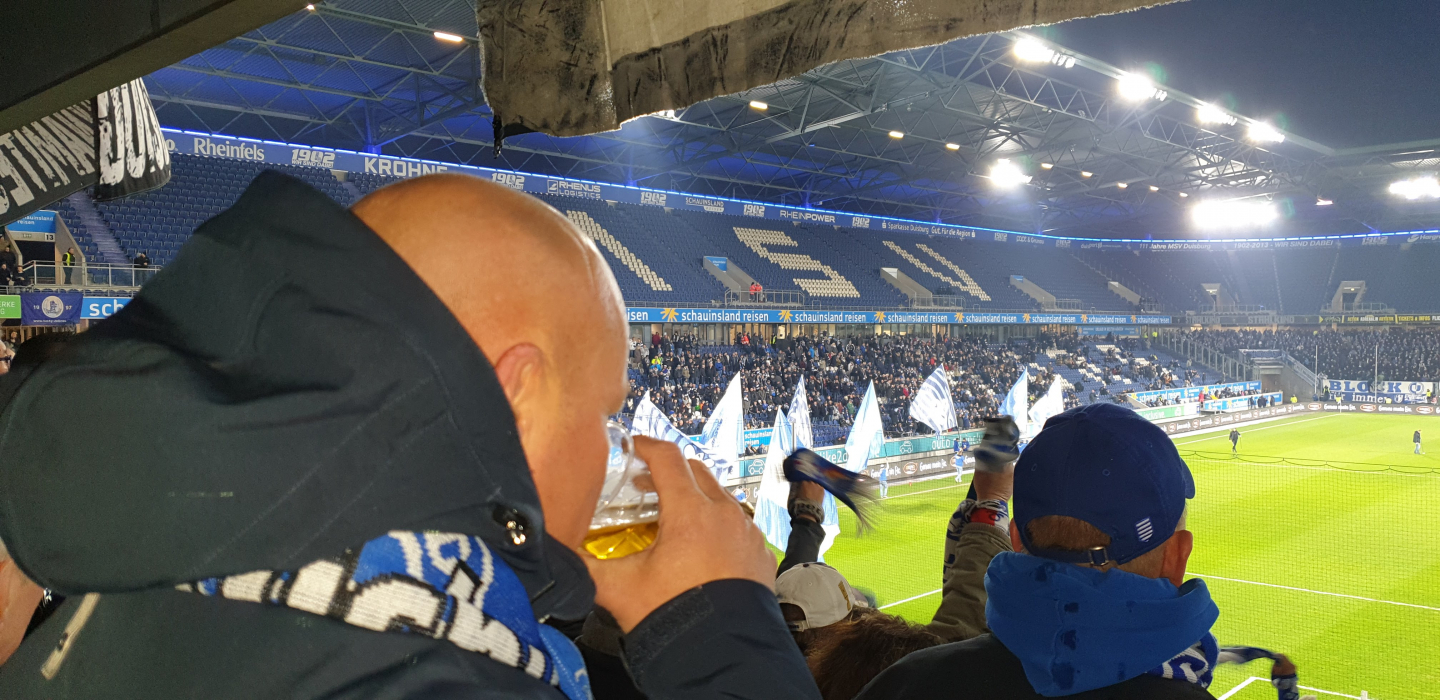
[1045, 298, 1083, 311]
[908, 295, 988, 309]
[18, 261, 157, 290]
[1338, 302, 1394, 312]
[722, 289, 805, 306]
[1201, 304, 1276, 314]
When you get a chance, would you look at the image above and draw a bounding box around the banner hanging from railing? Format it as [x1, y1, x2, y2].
[19, 291, 81, 326]
[1327, 379, 1434, 404]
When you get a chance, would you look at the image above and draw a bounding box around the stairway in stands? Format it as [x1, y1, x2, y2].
[65, 192, 129, 264]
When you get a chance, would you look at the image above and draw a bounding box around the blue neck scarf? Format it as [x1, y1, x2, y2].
[180, 530, 591, 700]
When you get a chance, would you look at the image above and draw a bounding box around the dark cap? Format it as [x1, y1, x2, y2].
[1014, 403, 1194, 566]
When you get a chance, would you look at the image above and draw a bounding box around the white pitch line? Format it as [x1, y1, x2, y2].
[883, 482, 965, 500]
[1172, 413, 1341, 446]
[878, 587, 942, 610]
[1216, 676, 1263, 700]
[1194, 573, 1440, 613]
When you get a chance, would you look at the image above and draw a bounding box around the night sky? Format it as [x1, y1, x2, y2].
[1046, 0, 1440, 149]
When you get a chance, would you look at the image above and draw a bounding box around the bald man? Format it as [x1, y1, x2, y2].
[0, 171, 818, 699]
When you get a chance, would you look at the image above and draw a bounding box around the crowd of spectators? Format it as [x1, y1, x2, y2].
[1179, 327, 1440, 382]
[627, 331, 1087, 441]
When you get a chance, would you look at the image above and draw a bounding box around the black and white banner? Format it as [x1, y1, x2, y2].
[0, 78, 169, 227]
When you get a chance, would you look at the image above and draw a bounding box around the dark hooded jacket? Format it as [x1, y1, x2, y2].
[0, 172, 817, 699]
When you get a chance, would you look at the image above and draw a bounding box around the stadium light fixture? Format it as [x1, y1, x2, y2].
[305, 3, 316, 10]
[1116, 182, 1128, 189]
[990, 159, 1032, 188]
[945, 143, 960, 151]
[1149, 185, 1160, 192]
[1117, 73, 1166, 102]
[1041, 163, 1054, 169]
[888, 130, 904, 139]
[433, 31, 464, 43]
[1247, 122, 1285, 143]
[1316, 198, 1333, 206]
[1196, 103, 1238, 126]
[1389, 176, 1440, 200]
[749, 100, 769, 111]
[1013, 38, 1077, 68]
[1179, 192, 1189, 198]
[1081, 171, 1093, 178]
[1191, 200, 1279, 229]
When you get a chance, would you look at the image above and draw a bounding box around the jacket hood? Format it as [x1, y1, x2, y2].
[0, 172, 592, 621]
[985, 552, 1218, 697]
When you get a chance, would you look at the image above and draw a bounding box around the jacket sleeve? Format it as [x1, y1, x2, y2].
[923, 512, 1012, 643]
[621, 579, 821, 700]
[777, 516, 825, 576]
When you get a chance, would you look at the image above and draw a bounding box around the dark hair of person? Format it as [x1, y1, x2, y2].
[12, 332, 78, 372]
[803, 609, 942, 700]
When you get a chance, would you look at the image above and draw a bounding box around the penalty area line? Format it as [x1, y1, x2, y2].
[1194, 573, 1440, 613]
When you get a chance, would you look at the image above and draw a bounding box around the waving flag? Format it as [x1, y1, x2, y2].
[908, 366, 958, 434]
[999, 370, 1030, 439]
[787, 377, 840, 558]
[845, 382, 886, 475]
[701, 374, 745, 479]
[1027, 378, 1066, 438]
[754, 409, 796, 550]
[632, 392, 734, 478]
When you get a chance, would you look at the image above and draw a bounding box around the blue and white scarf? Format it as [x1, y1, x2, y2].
[179, 531, 591, 699]
[1147, 632, 1219, 687]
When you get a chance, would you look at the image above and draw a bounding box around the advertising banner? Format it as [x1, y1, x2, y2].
[0, 295, 20, 319]
[161, 128, 1440, 254]
[625, 307, 1172, 326]
[1080, 325, 1139, 337]
[1327, 379, 1434, 404]
[1202, 393, 1284, 412]
[80, 296, 131, 320]
[19, 292, 81, 326]
[5, 211, 57, 242]
[1131, 381, 1259, 405]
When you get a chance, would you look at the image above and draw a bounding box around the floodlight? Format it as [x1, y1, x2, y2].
[1116, 182, 1128, 189]
[1247, 122, 1285, 143]
[945, 143, 960, 150]
[749, 100, 769, 111]
[1041, 163, 1054, 169]
[1191, 200, 1279, 229]
[1149, 185, 1160, 192]
[1117, 73, 1165, 102]
[1389, 176, 1440, 200]
[1196, 103, 1238, 126]
[990, 159, 1032, 188]
[1316, 198, 1333, 206]
[433, 31, 464, 42]
[1081, 171, 1093, 178]
[888, 130, 904, 139]
[1179, 192, 1189, 198]
[1014, 39, 1054, 63]
[305, 3, 316, 10]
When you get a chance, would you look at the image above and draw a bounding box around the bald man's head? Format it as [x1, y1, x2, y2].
[354, 173, 629, 548]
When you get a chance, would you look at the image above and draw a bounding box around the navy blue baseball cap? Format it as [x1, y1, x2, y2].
[1014, 403, 1194, 566]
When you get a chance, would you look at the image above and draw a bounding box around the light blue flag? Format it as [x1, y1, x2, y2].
[754, 409, 795, 550]
[632, 392, 733, 477]
[788, 377, 839, 559]
[908, 366, 958, 434]
[788, 376, 813, 450]
[845, 382, 886, 475]
[701, 374, 745, 480]
[999, 370, 1030, 439]
[1027, 378, 1066, 438]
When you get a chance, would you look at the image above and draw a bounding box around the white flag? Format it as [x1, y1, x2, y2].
[999, 370, 1030, 439]
[701, 373, 745, 479]
[1027, 378, 1066, 438]
[908, 366, 958, 434]
[845, 382, 886, 475]
[754, 409, 795, 550]
[632, 392, 733, 477]
[789, 376, 839, 558]
[788, 376, 813, 450]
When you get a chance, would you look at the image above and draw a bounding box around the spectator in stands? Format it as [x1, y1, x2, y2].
[750, 280, 764, 302]
[860, 404, 1218, 699]
[60, 247, 77, 285]
[0, 262, 18, 289]
[0, 345, 11, 376]
[0, 172, 818, 699]
[133, 250, 150, 268]
[0, 243, 15, 271]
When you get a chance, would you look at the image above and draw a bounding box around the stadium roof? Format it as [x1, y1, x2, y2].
[147, 0, 1440, 240]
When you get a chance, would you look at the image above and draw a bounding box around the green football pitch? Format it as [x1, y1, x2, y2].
[817, 413, 1440, 700]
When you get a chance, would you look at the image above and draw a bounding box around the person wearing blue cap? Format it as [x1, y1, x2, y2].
[857, 403, 1221, 699]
